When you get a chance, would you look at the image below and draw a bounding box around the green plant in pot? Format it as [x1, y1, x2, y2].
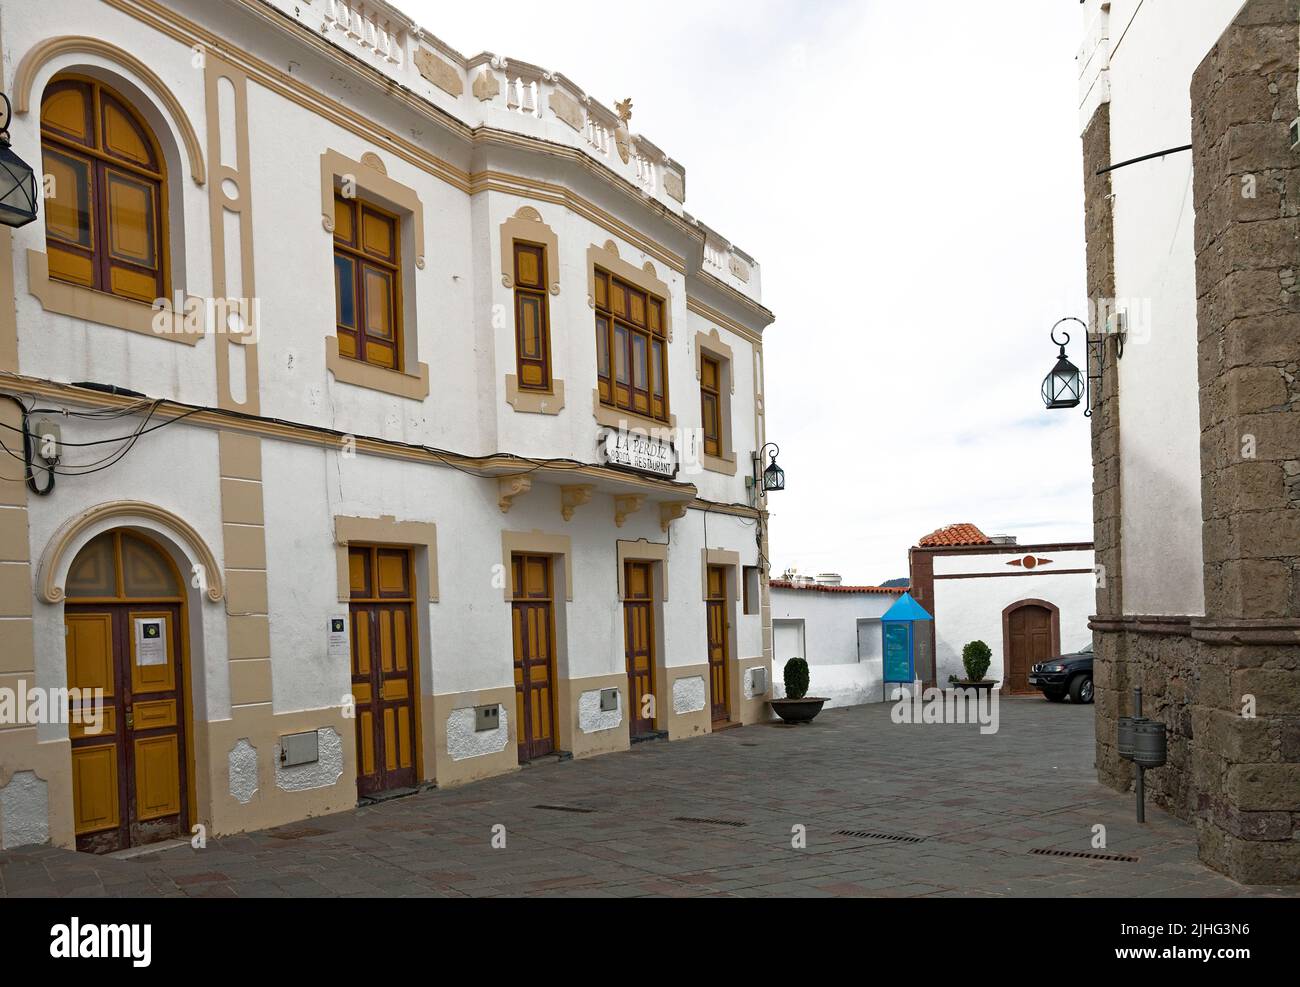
[958, 640, 996, 690]
[769, 657, 826, 724]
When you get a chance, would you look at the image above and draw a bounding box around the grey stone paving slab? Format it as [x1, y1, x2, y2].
[2, 697, 1298, 897]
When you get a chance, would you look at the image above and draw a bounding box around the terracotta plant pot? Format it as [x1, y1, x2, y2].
[769, 697, 828, 724]
[950, 680, 998, 692]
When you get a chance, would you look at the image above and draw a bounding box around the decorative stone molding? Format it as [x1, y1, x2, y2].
[413, 46, 463, 97]
[325, 336, 430, 400]
[500, 207, 560, 295]
[321, 148, 426, 271]
[613, 495, 645, 528]
[505, 375, 565, 415]
[472, 69, 500, 101]
[498, 475, 533, 514]
[13, 36, 207, 185]
[38, 501, 225, 604]
[333, 514, 439, 603]
[700, 548, 740, 601]
[560, 485, 594, 522]
[616, 539, 669, 599]
[587, 241, 671, 340]
[695, 328, 738, 475]
[500, 530, 573, 601]
[728, 256, 751, 283]
[662, 171, 685, 203]
[659, 501, 689, 533]
[549, 90, 583, 132]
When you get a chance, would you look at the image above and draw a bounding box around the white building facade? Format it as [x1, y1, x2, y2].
[908, 525, 1095, 691]
[769, 577, 903, 708]
[0, 0, 775, 853]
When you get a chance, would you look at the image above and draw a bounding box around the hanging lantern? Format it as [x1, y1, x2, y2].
[761, 445, 784, 492]
[1041, 322, 1085, 410]
[0, 94, 38, 229]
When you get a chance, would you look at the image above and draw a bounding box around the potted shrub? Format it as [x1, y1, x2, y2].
[954, 640, 997, 691]
[769, 657, 828, 724]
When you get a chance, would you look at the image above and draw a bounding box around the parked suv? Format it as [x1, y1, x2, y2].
[1028, 643, 1093, 704]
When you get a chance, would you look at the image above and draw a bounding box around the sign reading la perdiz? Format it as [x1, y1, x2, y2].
[598, 426, 678, 479]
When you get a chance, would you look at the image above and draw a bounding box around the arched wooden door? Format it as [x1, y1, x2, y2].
[1004, 602, 1058, 694]
[64, 530, 190, 854]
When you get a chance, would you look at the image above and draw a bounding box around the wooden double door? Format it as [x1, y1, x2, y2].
[706, 565, 731, 724]
[623, 561, 656, 737]
[349, 546, 419, 797]
[511, 554, 558, 762]
[1006, 603, 1054, 694]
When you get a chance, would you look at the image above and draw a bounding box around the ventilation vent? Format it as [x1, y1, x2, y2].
[835, 829, 925, 844]
[1030, 847, 1138, 863]
[673, 816, 747, 828]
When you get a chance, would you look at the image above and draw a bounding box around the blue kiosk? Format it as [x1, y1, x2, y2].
[881, 592, 934, 699]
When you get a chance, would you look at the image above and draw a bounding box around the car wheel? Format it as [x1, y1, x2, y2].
[1070, 674, 1094, 705]
[1044, 691, 1066, 702]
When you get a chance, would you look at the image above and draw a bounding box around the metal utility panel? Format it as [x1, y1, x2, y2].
[751, 667, 767, 694]
[280, 731, 319, 767]
[475, 705, 500, 732]
[599, 688, 619, 712]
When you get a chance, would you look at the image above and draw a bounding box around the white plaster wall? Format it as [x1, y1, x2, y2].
[274, 728, 343, 792]
[771, 662, 884, 710]
[769, 589, 896, 666]
[446, 706, 509, 761]
[228, 739, 258, 805]
[932, 566, 1097, 685]
[578, 689, 622, 734]
[0, 771, 50, 849]
[1091, 0, 1243, 616]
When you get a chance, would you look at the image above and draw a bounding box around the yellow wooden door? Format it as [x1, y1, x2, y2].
[512, 554, 556, 761]
[706, 565, 730, 724]
[623, 561, 656, 737]
[349, 546, 419, 797]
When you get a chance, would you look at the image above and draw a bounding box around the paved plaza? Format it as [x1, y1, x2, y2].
[2, 697, 1294, 898]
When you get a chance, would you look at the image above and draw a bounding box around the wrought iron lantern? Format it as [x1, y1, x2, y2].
[0, 93, 38, 228]
[756, 442, 784, 492]
[1041, 319, 1086, 411]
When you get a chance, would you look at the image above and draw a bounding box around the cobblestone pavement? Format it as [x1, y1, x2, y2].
[2, 697, 1296, 897]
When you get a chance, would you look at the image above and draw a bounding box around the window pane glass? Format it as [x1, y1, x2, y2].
[596, 316, 610, 379]
[651, 339, 664, 398]
[362, 265, 394, 339]
[66, 533, 117, 598]
[632, 332, 648, 389]
[42, 148, 93, 247]
[335, 254, 356, 327]
[518, 295, 542, 357]
[614, 325, 629, 384]
[106, 170, 156, 268]
[121, 534, 179, 598]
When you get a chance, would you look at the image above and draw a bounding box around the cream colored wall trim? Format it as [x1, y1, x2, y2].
[614, 495, 645, 528]
[321, 148, 427, 272]
[26, 251, 203, 344]
[660, 502, 689, 533]
[560, 485, 594, 522]
[333, 514, 439, 603]
[204, 53, 260, 414]
[0, 231, 17, 373]
[557, 672, 629, 760]
[700, 548, 741, 600]
[505, 374, 565, 415]
[501, 530, 573, 601]
[429, 687, 519, 787]
[587, 241, 672, 340]
[13, 35, 206, 185]
[616, 539, 669, 600]
[37, 500, 225, 604]
[687, 296, 764, 348]
[695, 328, 738, 475]
[325, 336, 431, 400]
[662, 663, 711, 741]
[500, 206, 560, 294]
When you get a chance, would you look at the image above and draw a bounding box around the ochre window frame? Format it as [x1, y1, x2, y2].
[694, 328, 737, 475]
[333, 193, 403, 373]
[701, 353, 723, 458]
[512, 239, 553, 392]
[594, 266, 670, 423]
[39, 74, 169, 305]
[500, 207, 564, 415]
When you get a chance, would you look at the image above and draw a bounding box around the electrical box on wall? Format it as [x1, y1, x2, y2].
[475, 705, 500, 732]
[280, 731, 319, 767]
[599, 688, 619, 712]
[751, 667, 768, 694]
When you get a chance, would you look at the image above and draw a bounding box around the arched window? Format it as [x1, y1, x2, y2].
[40, 76, 167, 304]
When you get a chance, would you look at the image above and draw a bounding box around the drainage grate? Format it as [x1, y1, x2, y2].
[835, 829, 926, 844]
[1030, 847, 1139, 863]
[673, 816, 747, 828]
[533, 804, 597, 814]
[267, 826, 328, 840]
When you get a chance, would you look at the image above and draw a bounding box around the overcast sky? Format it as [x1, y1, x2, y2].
[408, 0, 1093, 585]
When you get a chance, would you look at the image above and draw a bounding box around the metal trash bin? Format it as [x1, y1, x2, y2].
[1117, 715, 1140, 761]
[1132, 719, 1167, 769]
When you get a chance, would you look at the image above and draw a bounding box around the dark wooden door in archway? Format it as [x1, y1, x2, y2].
[1006, 604, 1054, 693]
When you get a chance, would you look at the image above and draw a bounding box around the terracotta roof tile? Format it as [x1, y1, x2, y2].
[769, 581, 907, 595]
[917, 523, 992, 548]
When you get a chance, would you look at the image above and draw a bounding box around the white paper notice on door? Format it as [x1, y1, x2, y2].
[327, 616, 349, 660]
[135, 617, 167, 666]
